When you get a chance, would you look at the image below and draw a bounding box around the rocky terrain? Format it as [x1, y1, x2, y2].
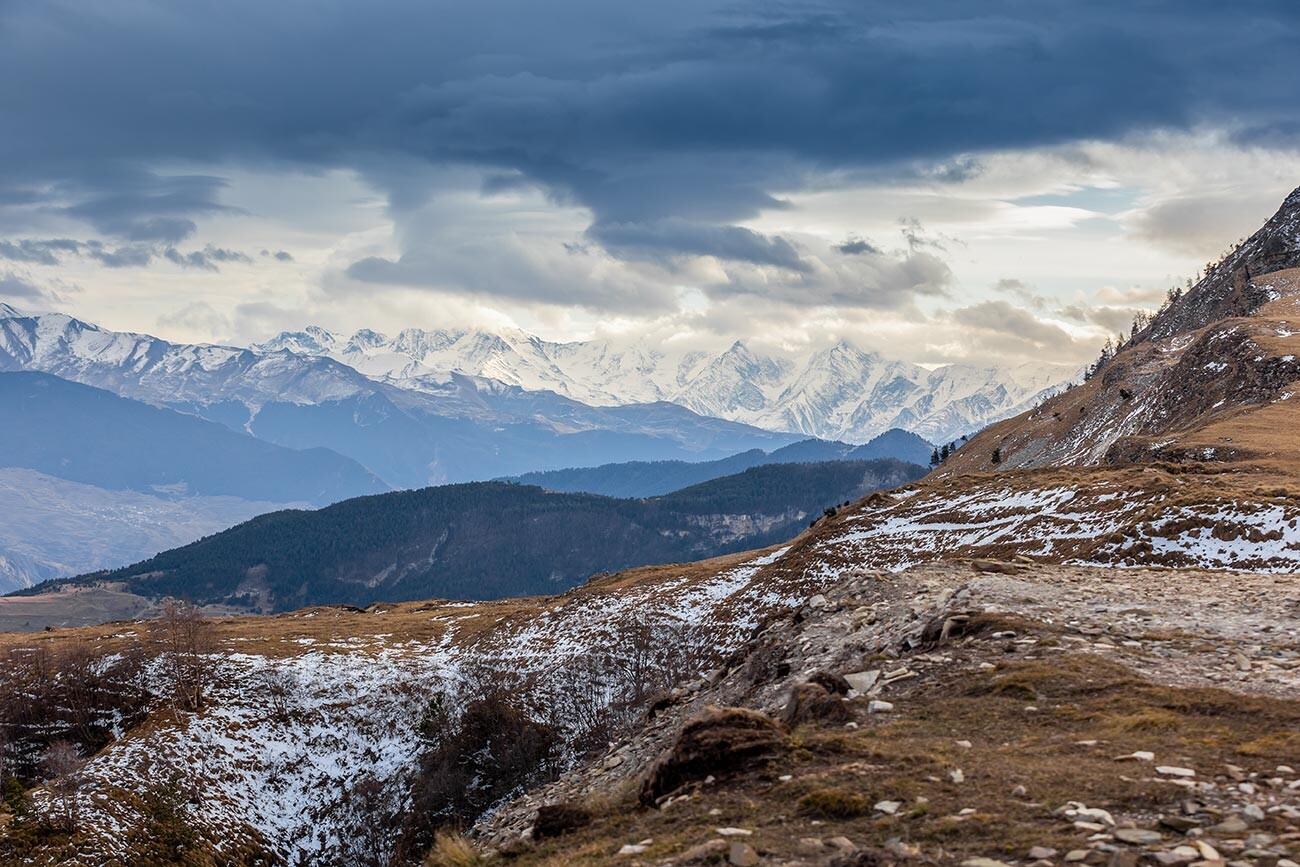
[475, 558, 1300, 867]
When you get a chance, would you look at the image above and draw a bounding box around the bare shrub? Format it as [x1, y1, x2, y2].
[394, 689, 559, 863]
[152, 598, 213, 714]
[41, 740, 84, 831]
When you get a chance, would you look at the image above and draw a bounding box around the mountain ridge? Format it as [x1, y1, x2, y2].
[253, 325, 1073, 444]
[505, 429, 935, 498]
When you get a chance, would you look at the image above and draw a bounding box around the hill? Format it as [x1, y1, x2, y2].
[0, 371, 388, 505]
[17, 458, 924, 613]
[506, 429, 934, 497]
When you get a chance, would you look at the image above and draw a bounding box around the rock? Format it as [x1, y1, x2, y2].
[1277, 860, 1300, 867]
[1159, 815, 1201, 832]
[1029, 847, 1059, 859]
[962, 859, 1012, 867]
[679, 840, 728, 862]
[1157, 766, 1196, 778]
[1209, 816, 1249, 836]
[842, 670, 881, 693]
[533, 802, 593, 840]
[618, 843, 650, 855]
[1241, 805, 1265, 822]
[1065, 850, 1091, 862]
[715, 828, 754, 837]
[1115, 751, 1157, 762]
[640, 708, 787, 806]
[874, 800, 903, 815]
[1011, 784, 1029, 798]
[1151, 852, 1196, 866]
[949, 768, 965, 784]
[728, 842, 759, 866]
[1194, 841, 1222, 861]
[868, 700, 895, 713]
[1074, 821, 1107, 832]
[1074, 807, 1116, 826]
[972, 559, 1023, 574]
[1114, 828, 1163, 845]
[797, 838, 825, 852]
[956, 739, 973, 749]
[780, 682, 853, 726]
[1109, 851, 1140, 867]
[826, 836, 857, 852]
[604, 754, 625, 770]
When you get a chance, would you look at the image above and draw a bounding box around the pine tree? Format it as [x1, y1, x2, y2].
[991, 447, 1002, 465]
[940, 443, 949, 462]
[929, 448, 940, 467]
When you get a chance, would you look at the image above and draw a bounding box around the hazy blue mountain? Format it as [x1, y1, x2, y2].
[506, 429, 935, 497]
[0, 371, 388, 505]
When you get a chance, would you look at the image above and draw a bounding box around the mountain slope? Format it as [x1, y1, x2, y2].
[0, 371, 388, 505]
[23, 459, 925, 612]
[0, 467, 307, 593]
[508, 429, 934, 497]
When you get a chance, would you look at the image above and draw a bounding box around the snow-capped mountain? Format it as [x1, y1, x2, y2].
[255, 326, 1074, 444]
[0, 307, 800, 488]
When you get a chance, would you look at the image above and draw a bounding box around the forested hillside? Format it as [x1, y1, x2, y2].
[25, 459, 924, 611]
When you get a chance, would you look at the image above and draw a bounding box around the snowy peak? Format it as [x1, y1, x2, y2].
[242, 321, 1071, 444]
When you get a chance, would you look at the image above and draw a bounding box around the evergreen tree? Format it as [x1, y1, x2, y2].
[930, 448, 940, 467]
[991, 447, 1002, 465]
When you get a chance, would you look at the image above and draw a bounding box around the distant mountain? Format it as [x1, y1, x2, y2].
[28, 459, 926, 611]
[0, 309, 799, 487]
[0, 371, 388, 504]
[254, 327, 1072, 444]
[508, 429, 934, 497]
[0, 468, 306, 592]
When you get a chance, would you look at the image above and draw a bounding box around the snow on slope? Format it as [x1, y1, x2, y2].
[255, 327, 1073, 444]
[35, 547, 805, 863]
[808, 476, 1300, 574]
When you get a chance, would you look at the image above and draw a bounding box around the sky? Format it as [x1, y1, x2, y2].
[2, 0, 1300, 368]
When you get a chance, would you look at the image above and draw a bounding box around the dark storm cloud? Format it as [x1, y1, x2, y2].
[2, 0, 1299, 305]
[836, 237, 880, 256]
[0, 237, 257, 271]
[589, 220, 810, 272]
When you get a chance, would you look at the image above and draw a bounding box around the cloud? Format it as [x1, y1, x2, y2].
[163, 245, 253, 271]
[0, 237, 258, 271]
[0, 271, 50, 302]
[836, 237, 879, 255]
[588, 220, 810, 272]
[1, 2, 1299, 278]
[947, 299, 1090, 362]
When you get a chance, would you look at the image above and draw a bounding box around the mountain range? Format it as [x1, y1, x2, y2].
[506, 428, 935, 498]
[253, 326, 1073, 445]
[0, 304, 802, 488]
